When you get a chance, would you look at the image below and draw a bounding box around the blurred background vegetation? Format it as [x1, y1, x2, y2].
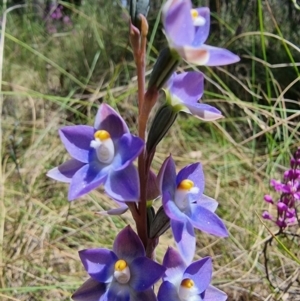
[0, 0, 299, 300]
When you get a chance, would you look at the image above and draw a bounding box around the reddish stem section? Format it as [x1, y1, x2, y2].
[130, 16, 148, 250]
[130, 15, 159, 256]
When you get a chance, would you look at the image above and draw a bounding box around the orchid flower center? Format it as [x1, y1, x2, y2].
[190, 9, 206, 26]
[178, 278, 196, 301]
[181, 278, 194, 288]
[90, 130, 115, 164]
[114, 259, 131, 284]
[175, 179, 199, 211]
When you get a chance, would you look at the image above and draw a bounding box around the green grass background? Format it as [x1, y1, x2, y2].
[0, 0, 299, 300]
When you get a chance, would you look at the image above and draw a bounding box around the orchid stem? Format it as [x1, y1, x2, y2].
[133, 16, 148, 250]
[132, 15, 159, 254]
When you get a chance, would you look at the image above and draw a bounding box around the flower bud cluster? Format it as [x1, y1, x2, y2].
[262, 148, 300, 229]
[45, 4, 72, 34]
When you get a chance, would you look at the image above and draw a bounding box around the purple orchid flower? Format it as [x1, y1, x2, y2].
[158, 156, 228, 264]
[72, 226, 165, 301]
[47, 104, 144, 201]
[162, 0, 240, 65]
[165, 71, 223, 121]
[158, 247, 227, 301]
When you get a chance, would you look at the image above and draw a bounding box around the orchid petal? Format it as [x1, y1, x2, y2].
[162, 247, 186, 283]
[59, 125, 94, 163]
[169, 71, 204, 104]
[94, 104, 129, 138]
[171, 219, 195, 264]
[163, 247, 186, 271]
[147, 169, 160, 201]
[192, 7, 211, 46]
[68, 163, 108, 200]
[162, 0, 184, 15]
[176, 46, 209, 65]
[158, 156, 177, 197]
[72, 278, 107, 301]
[184, 103, 223, 121]
[204, 285, 228, 301]
[113, 226, 145, 261]
[107, 282, 130, 301]
[184, 257, 212, 292]
[201, 44, 240, 66]
[158, 281, 181, 301]
[79, 249, 116, 282]
[116, 133, 144, 170]
[197, 194, 218, 212]
[105, 164, 140, 202]
[130, 257, 166, 291]
[163, 191, 187, 222]
[47, 159, 85, 183]
[163, 0, 194, 46]
[97, 205, 128, 216]
[190, 205, 228, 237]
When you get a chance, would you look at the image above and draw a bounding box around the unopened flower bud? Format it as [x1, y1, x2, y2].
[130, 0, 150, 30]
[290, 158, 296, 168]
[295, 169, 300, 179]
[147, 206, 155, 234]
[262, 211, 272, 220]
[264, 195, 273, 204]
[277, 202, 287, 214]
[149, 206, 170, 239]
[146, 103, 178, 155]
[146, 170, 160, 201]
[148, 47, 180, 90]
[283, 170, 291, 179]
[295, 148, 300, 159]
